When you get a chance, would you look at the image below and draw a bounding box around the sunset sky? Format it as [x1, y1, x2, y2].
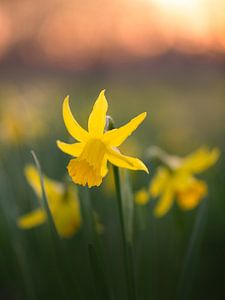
[0, 0, 225, 69]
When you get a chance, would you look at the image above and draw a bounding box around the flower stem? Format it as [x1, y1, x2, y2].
[107, 115, 137, 300]
[113, 166, 137, 300]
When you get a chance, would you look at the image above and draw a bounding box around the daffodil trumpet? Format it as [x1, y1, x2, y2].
[57, 90, 149, 188]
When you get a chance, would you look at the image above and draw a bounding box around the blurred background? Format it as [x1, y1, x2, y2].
[0, 0, 225, 299]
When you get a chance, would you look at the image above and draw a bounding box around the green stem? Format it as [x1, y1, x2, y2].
[113, 166, 136, 300]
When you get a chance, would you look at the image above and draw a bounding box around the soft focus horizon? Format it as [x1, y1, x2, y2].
[0, 0, 225, 70]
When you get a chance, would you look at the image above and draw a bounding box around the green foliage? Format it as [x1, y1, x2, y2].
[0, 70, 224, 300]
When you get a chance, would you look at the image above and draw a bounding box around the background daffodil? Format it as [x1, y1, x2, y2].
[18, 164, 81, 238]
[0, 103, 45, 145]
[57, 90, 148, 188]
[150, 147, 220, 217]
[150, 167, 208, 217]
[135, 146, 220, 217]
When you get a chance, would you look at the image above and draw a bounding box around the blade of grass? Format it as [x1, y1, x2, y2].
[113, 166, 137, 300]
[79, 187, 112, 300]
[121, 171, 134, 243]
[122, 171, 139, 300]
[78, 187, 98, 298]
[30, 150, 58, 236]
[178, 197, 208, 300]
[88, 243, 111, 300]
[79, 187, 96, 245]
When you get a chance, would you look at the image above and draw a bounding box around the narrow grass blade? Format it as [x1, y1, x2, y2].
[88, 244, 111, 300]
[79, 187, 96, 245]
[121, 170, 134, 243]
[113, 166, 137, 300]
[178, 197, 208, 299]
[30, 150, 58, 236]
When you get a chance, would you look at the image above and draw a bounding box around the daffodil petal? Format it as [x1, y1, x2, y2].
[88, 90, 108, 136]
[106, 148, 149, 173]
[180, 147, 220, 174]
[101, 156, 108, 177]
[25, 164, 63, 202]
[154, 186, 174, 217]
[18, 209, 46, 229]
[24, 165, 43, 198]
[67, 159, 103, 188]
[52, 187, 81, 238]
[63, 96, 89, 142]
[149, 167, 170, 197]
[56, 140, 84, 157]
[103, 112, 147, 146]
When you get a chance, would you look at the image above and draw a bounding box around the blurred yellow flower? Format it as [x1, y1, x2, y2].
[0, 104, 45, 145]
[134, 188, 149, 205]
[18, 165, 81, 238]
[57, 90, 148, 188]
[149, 147, 220, 217]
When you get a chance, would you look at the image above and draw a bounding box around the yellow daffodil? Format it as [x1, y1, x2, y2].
[150, 168, 207, 217]
[149, 147, 220, 217]
[57, 90, 148, 188]
[18, 164, 81, 238]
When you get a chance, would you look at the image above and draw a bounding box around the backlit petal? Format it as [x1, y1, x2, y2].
[180, 147, 220, 174]
[18, 209, 46, 229]
[56, 140, 84, 157]
[106, 148, 149, 173]
[103, 112, 147, 146]
[154, 186, 174, 217]
[88, 90, 108, 136]
[63, 96, 89, 142]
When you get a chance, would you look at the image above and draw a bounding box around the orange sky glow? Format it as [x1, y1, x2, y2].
[0, 0, 225, 69]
